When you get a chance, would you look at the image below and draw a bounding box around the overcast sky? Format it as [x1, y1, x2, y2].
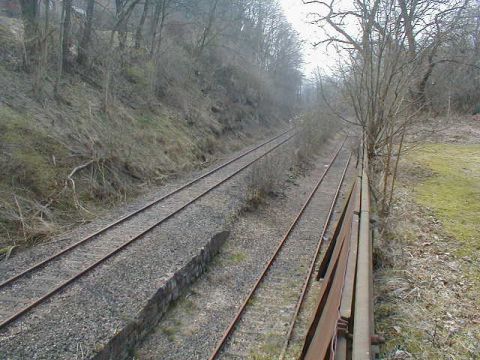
[279, 0, 335, 77]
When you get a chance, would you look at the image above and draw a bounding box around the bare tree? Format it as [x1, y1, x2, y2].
[18, 0, 40, 71]
[62, 0, 72, 70]
[78, 0, 96, 65]
[304, 0, 473, 214]
[134, 0, 150, 49]
[13, 0, 304, 119]
[149, 0, 171, 56]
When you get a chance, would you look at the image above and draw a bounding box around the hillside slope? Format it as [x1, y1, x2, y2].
[0, 2, 301, 250]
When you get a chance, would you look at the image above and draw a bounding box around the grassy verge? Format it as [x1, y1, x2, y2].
[375, 143, 480, 359]
[411, 144, 480, 258]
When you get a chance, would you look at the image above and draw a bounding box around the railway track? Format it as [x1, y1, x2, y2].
[299, 140, 378, 360]
[0, 128, 295, 331]
[208, 139, 353, 359]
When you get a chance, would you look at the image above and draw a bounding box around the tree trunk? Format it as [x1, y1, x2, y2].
[115, 0, 128, 50]
[54, 0, 65, 97]
[43, 0, 49, 64]
[196, 0, 219, 58]
[398, 0, 416, 61]
[62, 0, 72, 70]
[19, 0, 39, 72]
[33, 0, 50, 99]
[78, 0, 95, 65]
[415, 44, 440, 109]
[150, 0, 168, 56]
[156, 6, 167, 52]
[134, 0, 149, 49]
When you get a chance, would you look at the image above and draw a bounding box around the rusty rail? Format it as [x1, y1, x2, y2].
[0, 128, 294, 292]
[352, 150, 372, 360]
[299, 142, 377, 360]
[0, 129, 296, 331]
[208, 139, 348, 360]
[278, 153, 352, 360]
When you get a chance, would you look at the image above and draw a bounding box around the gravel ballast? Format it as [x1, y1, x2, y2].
[0, 132, 294, 359]
[134, 138, 356, 359]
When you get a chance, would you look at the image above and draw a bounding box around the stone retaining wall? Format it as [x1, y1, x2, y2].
[93, 231, 230, 360]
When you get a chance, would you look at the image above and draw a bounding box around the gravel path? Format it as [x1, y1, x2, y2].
[0, 132, 294, 359]
[134, 139, 356, 360]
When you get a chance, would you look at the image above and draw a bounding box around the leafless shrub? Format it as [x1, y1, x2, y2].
[294, 111, 338, 165]
[244, 150, 295, 212]
[0, 193, 58, 248]
[244, 114, 337, 211]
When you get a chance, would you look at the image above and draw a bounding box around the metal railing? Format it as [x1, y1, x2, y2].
[300, 145, 377, 360]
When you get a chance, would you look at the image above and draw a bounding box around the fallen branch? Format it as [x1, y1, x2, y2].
[13, 195, 27, 242]
[66, 160, 95, 214]
[68, 160, 94, 179]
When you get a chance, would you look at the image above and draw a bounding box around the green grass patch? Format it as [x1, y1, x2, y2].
[0, 105, 71, 245]
[0, 23, 18, 49]
[124, 65, 149, 88]
[216, 249, 249, 267]
[375, 143, 480, 359]
[227, 250, 248, 264]
[160, 325, 177, 342]
[0, 106, 69, 195]
[249, 332, 283, 359]
[408, 144, 480, 258]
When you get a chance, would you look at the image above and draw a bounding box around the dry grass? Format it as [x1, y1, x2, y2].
[0, 14, 292, 252]
[244, 150, 295, 211]
[375, 140, 480, 359]
[294, 111, 337, 165]
[243, 111, 337, 212]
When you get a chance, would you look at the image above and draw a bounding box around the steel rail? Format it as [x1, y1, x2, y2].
[0, 132, 296, 331]
[0, 128, 293, 291]
[207, 139, 347, 360]
[295, 137, 376, 359]
[278, 153, 352, 360]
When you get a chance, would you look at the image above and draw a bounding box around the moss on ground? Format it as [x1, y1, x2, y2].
[0, 95, 229, 248]
[408, 144, 480, 258]
[0, 105, 73, 245]
[249, 332, 283, 359]
[0, 106, 69, 194]
[227, 250, 248, 264]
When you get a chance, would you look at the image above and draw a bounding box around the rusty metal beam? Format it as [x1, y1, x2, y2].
[300, 181, 358, 359]
[278, 154, 352, 360]
[304, 230, 351, 360]
[352, 160, 372, 360]
[335, 174, 362, 360]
